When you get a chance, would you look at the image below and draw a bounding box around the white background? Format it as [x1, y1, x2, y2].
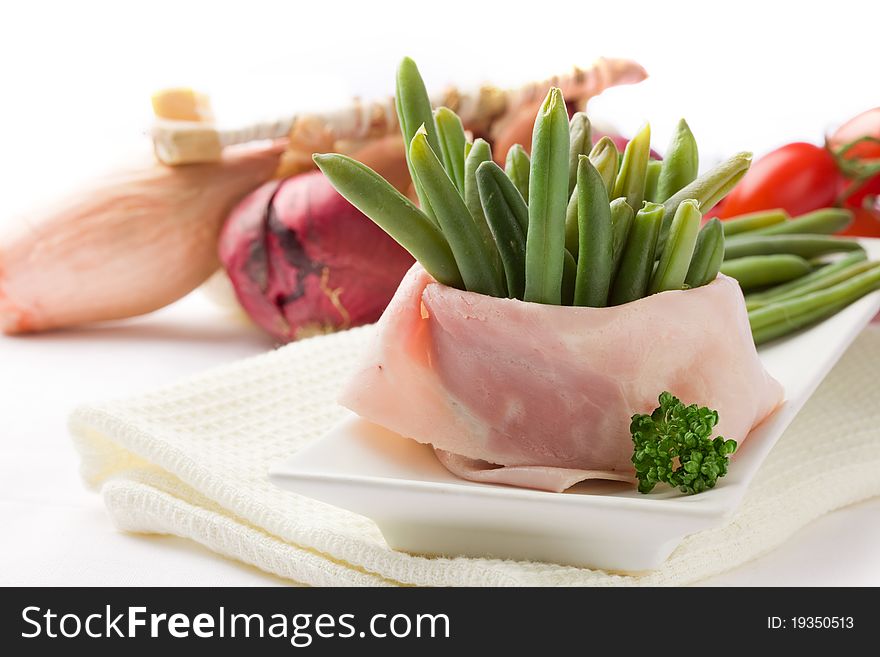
[1, 0, 878, 585]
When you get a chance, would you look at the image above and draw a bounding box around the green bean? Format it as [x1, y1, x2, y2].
[395, 57, 441, 224]
[721, 209, 789, 236]
[643, 160, 662, 203]
[810, 251, 868, 271]
[464, 138, 493, 222]
[659, 152, 752, 253]
[612, 123, 651, 213]
[525, 88, 570, 305]
[486, 160, 529, 234]
[746, 258, 875, 310]
[745, 251, 867, 305]
[720, 255, 812, 291]
[751, 208, 855, 236]
[434, 107, 467, 194]
[648, 199, 701, 294]
[410, 131, 504, 296]
[723, 234, 864, 260]
[463, 138, 504, 288]
[505, 144, 530, 203]
[609, 198, 635, 277]
[685, 218, 725, 288]
[664, 152, 752, 216]
[573, 156, 613, 307]
[749, 265, 880, 345]
[655, 118, 699, 202]
[562, 249, 577, 306]
[564, 189, 579, 255]
[568, 112, 592, 195]
[609, 202, 664, 305]
[589, 137, 619, 197]
[561, 136, 618, 254]
[313, 153, 462, 288]
[476, 161, 528, 299]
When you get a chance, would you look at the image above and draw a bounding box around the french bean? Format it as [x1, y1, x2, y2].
[560, 114, 595, 255]
[649, 199, 701, 294]
[659, 152, 752, 253]
[525, 88, 570, 305]
[313, 153, 463, 288]
[749, 265, 880, 344]
[655, 118, 698, 202]
[434, 107, 468, 193]
[410, 131, 505, 296]
[751, 208, 854, 236]
[612, 123, 651, 213]
[505, 144, 530, 203]
[723, 234, 863, 260]
[721, 209, 789, 236]
[643, 160, 662, 203]
[745, 251, 867, 305]
[564, 189, 578, 255]
[720, 255, 812, 291]
[609, 198, 635, 278]
[589, 137, 619, 197]
[609, 202, 664, 305]
[574, 156, 613, 307]
[476, 161, 528, 299]
[684, 218, 725, 287]
[568, 112, 592, 195]
[746, 258, 876, 310]
[463, 138, 504, 287]
[395, 57, 441, 223]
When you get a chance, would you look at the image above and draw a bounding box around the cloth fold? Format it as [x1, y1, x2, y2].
[70, 325, 880, 586]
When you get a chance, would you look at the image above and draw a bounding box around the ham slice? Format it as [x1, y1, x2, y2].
[340, 265, 784, 492]
[434, 450, 635, 493]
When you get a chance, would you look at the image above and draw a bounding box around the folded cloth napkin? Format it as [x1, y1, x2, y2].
[70, 324, 880, 586]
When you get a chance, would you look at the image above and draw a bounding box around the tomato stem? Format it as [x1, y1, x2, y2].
[830, 136, 880, 184]
[834, 135, 880, 157]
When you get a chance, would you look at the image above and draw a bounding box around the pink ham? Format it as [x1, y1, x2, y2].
[340, 265, 784, 492]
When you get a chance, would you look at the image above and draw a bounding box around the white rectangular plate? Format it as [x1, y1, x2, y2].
[270, 239, 880, 572]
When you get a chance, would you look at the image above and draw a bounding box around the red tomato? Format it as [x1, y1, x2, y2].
[830, 107, 880, 237]
[838, 174, 880, 237]
[719, 143, 841, 218]
[828, 107, 880, 159]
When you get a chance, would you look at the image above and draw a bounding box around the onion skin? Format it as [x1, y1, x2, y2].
[0, 142, 284, 334]
[219, 168, 414, 342]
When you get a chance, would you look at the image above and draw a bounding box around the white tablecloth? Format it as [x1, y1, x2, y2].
[1, 292, 879, 586]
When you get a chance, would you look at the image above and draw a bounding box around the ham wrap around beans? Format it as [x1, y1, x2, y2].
[340, 265, 783, 492]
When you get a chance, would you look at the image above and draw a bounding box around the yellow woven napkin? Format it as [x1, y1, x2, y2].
[70, 325, 880, 586]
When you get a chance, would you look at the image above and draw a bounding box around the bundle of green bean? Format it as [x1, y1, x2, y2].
[716, 207, 880, 344]
[314, 57, 751, 311]
[314, 57, 880, 346]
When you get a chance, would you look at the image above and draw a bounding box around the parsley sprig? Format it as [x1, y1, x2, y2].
[631, 392, 737, 495]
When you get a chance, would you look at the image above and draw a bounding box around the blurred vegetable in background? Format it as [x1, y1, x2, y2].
[0, 142, 285, 334]
[719, 143, 840, 219]
[718, 107, 880, 238]
[220, 147, 415, 341]
[828, 108, 880, 237]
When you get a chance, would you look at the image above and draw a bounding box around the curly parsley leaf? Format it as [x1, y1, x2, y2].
[631, 391, 738, 495]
